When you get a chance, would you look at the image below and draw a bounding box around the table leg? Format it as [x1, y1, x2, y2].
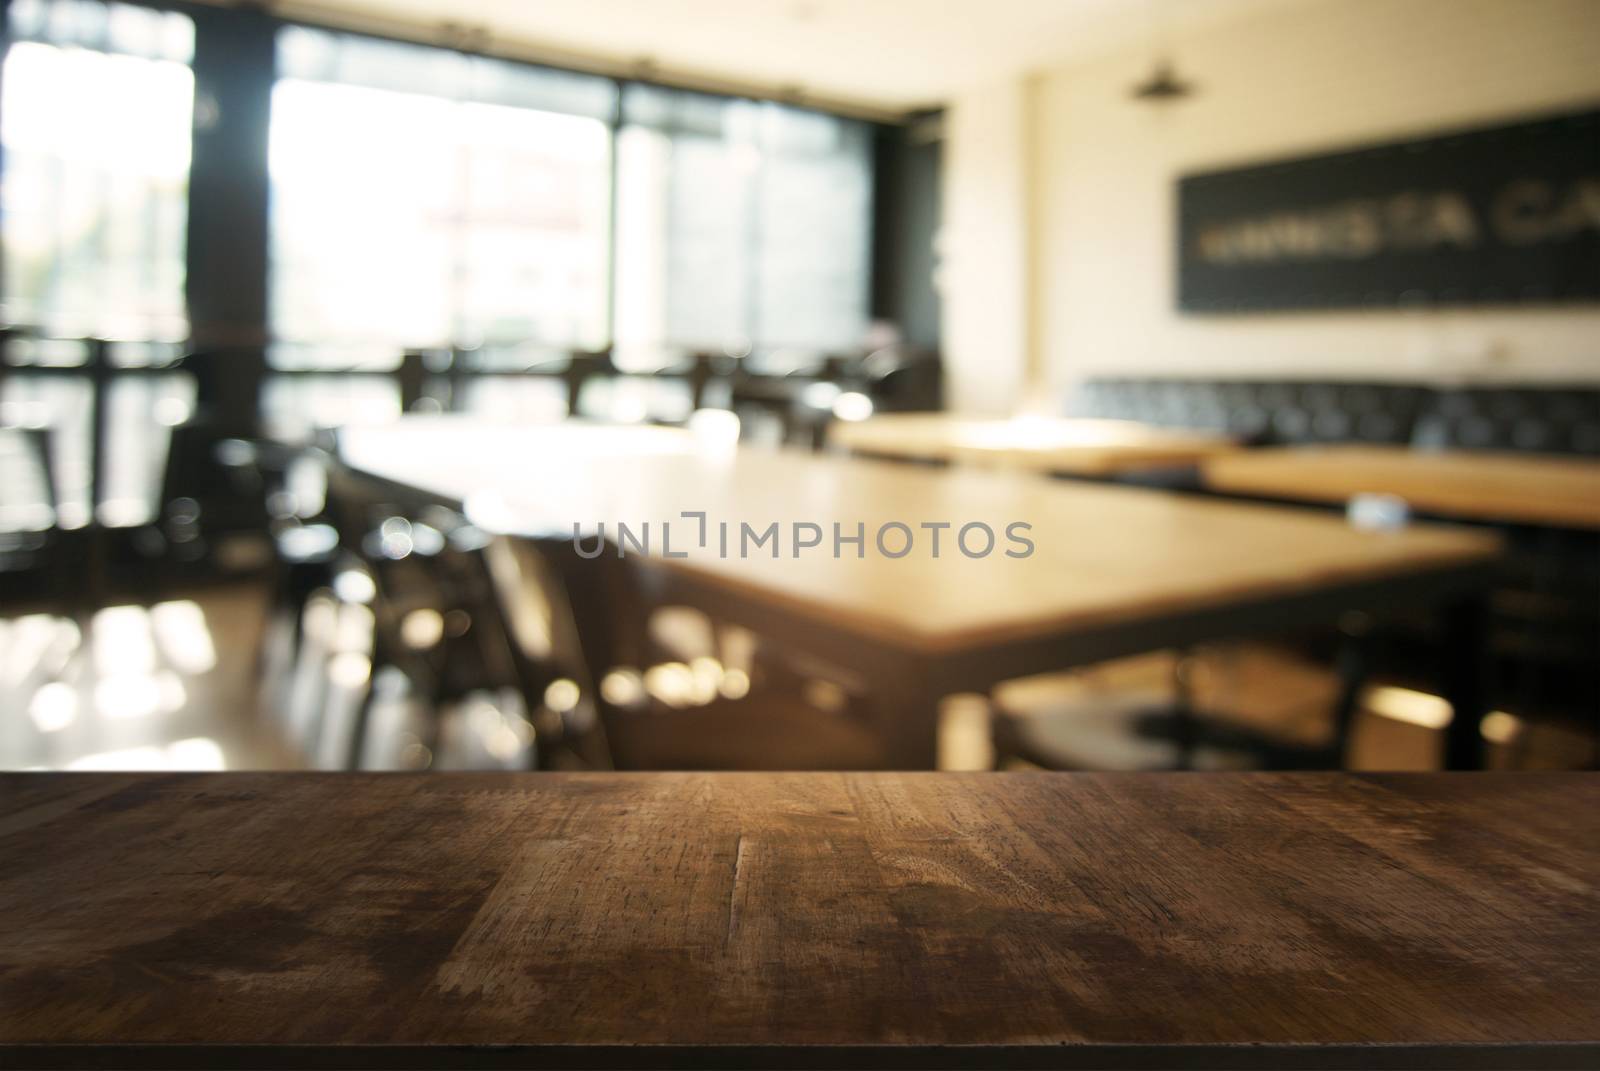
[870, 654, 944, 770]
[1441, 593, 1490, 771]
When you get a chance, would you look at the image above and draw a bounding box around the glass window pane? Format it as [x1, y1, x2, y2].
[0, 375, 93, 528]
[268, 28, 613, 368]
[260, 375, 400, 441]
[266, 27, 875, 394]
[269, 79, 456, 352]
[100, 373, 194, 527]
[1, 1, 194, 339]
[619, 129, 758, 358]
[464, 51, 618, 121]
[267, 341, 405, 373]
[3, 336, 91, 368]
[106, 339, 186, 369]
[0, 426, 56, 531]
[454, 100, 611, 346]
[9, 0, 192, 61]
[755, 149, 871, 351]
[277, 24, 465, 99]
[0, 373, 193, 529]
[614, 88, 873, 365]
[457, 377, 568, 423]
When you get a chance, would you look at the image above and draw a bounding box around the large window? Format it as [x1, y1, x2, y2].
[268, 27, 616, 369]
[1, 0, 195, 530]
[268, 29, 875, 378]
[0, 12, 883, 458]
[1, 0, 193, 340]
[614, 86, 873, 370]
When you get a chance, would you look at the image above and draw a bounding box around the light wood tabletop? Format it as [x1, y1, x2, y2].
[1204, 444, 1600, 530]
[336, 418, 1502, 767]
[3, 772, 1597, 1069]
[829, 413, 1239, 475]
[340, 419, 1496, 654]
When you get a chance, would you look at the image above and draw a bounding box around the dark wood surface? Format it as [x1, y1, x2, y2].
[3, 772, 1597, 1069]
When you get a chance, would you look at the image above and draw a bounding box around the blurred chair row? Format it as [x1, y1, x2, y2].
[397, 344, 941, 445]
[0, 337, 941, 607]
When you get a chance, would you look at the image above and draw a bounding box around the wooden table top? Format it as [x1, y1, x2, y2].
[1204, 444, 1600, 530]
[3, 772, 1596, 1069]
[829, 414, 1239, 475]
[338, 419, 1499, 653]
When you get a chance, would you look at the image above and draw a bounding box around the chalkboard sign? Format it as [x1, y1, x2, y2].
[1177, 108, 1600, 313]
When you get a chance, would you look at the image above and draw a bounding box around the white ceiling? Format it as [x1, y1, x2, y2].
[273, 0, 1312, 116]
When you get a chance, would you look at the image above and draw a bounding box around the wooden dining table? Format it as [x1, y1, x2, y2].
[336, 417, 1502, 769]
[3, 771, 1597, 1069]
[829, 413, 1239, 476]
[1203, 444, 1600, 530]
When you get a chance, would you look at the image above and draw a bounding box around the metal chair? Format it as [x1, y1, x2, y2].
[485, 533, 890, 771]
[319, 458, 513, 769]
[0, 425, 65, 609]
[991, 630, 1371, 772]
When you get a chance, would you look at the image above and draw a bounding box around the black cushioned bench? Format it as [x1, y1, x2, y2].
[1068, 377, 1600, 455]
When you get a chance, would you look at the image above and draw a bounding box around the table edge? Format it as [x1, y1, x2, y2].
[4, 1041, 1597, 1071]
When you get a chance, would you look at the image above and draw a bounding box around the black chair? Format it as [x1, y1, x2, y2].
[0, 425, 63, 608]
[991, 629, 1371, 772]
[1406, 386, 1600, 759]
[744, 346, 944, 451]
[318, 457, 519, 769]
[855, 346, 943, 414]
[237, 440, 342, 689]
[485, 533, 890, 771]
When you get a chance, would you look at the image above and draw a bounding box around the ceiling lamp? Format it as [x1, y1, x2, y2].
[1131, 59, 1195, 103]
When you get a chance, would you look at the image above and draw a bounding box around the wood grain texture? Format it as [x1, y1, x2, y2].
[338, 419, 1499, 652]
[1203, 445, 1600, 530]
[829, 414, 1239, 475]
[2, 772, 1597, 1069]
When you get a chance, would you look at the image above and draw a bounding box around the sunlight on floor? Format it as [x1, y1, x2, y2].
[2, 585, 303, 771]
[63, 736, 227, 771]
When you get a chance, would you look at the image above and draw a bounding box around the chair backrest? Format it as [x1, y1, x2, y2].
[155, 417, 275, 541]
[480, 533, 645, 769]
[0, 425, 62, 605]
[314, 417, 636, 767]
[859, 346, 942, 413]
[0, 426, 57, 532]
[319, 454, 503, 709]
[574, 374, 695, 425]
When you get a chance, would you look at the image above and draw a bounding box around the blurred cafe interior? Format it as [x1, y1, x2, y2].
[2, 0, 1598, 778]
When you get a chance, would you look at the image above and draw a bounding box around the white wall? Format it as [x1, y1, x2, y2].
[941, 0, 1600, 409]
[937, 78, 1031, 414]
